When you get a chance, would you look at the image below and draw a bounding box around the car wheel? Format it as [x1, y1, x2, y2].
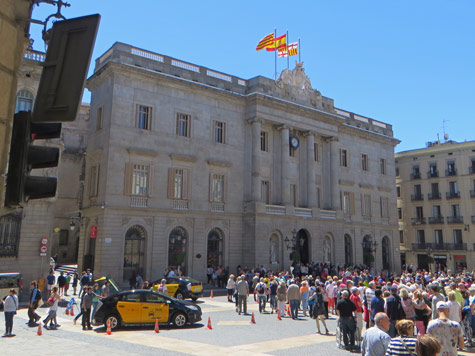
[172, 312, 187, 327]
[175, 292, 184, 300]
[191, 297, 198, 302]
[105, 314, 121, 330]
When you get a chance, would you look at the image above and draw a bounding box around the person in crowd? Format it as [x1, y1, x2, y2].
[336, 290, 357, 351]
[287, 280, 301, 320]
[385, 319, 417, 356]
[46, 270, 55, 297]
[236, 275, 249, 315]
[414, 289, 432, 336]
[371, 289, 385, 324]
[350, 286, 363, 338]
[385, 286, 406, 337]
[2, 289, 18, 337]
[427, 301, 464, 356]
[72, 271, 79, 295]
[400, 288, 415, 322]
[430, 284, 446, 320]
[64, 273, 71, 296]
[101, 280, 111, 298]
[310, 286, 329, 334]
[254, 277, 267, 313]
[276, 280, 287, 317]
[57, 272, 66, 297]
[73, 286, 88, 325]
[82, 286, 94, 330]
[157, 279, 168, 295]
[415, 334, 441, 356]
[361, 312, 391, 356]
[226, 274, 235, 303]
[90, 283, 101, 322]
[269, 278, 278, 314]
[447, 291, 462, 323]
[365, 281, 376, 328]
[43, 286, 61, 330]
[300, 280, 310, 317]
[27, 281, 42, 327]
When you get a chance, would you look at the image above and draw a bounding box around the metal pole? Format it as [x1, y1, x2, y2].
[274, 28, 277, 79]
[286, 29, 289, 69]
[298, 37, 301, 63]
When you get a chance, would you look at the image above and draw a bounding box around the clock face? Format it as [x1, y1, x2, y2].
[290, 137, 299, 149]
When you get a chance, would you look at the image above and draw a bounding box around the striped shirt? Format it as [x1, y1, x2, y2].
[385, 337, 417, 356]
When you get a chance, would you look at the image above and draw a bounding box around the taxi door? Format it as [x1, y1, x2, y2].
[116, 292, 142, 323]
[141, 292, 170, 323]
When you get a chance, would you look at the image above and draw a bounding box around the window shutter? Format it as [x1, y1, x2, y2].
[168, 168, 175, 199]
[183, 169, 190, 200]
[350, 192, 355, 215]
[124, 163, 132, 195]
[209, 173, 214, 202]
[340, 191, 343, 210]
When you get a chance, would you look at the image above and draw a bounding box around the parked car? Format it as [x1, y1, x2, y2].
[152, 276, 203, 301]
[0, 273, 22, 299]
[93, 289, 202, 330]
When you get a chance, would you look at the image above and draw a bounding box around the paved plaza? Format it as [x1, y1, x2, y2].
[2, 295, 475, 356]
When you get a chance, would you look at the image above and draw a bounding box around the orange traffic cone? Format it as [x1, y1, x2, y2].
[37, 324, 42, 336]
[106, 319, 112, 335]
[286, 305, 291, 317]
[207, 316, 213, 330]
[65, 308, 70, 315]
[277, 310, 282, 320]
[154, 319, 159, 333]
[251, 312, 256, 324]
[210, 290, 214, 298]
[70, 307, 75, 316]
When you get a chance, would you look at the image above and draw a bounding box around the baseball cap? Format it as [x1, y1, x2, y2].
[436, 302, 449, 310]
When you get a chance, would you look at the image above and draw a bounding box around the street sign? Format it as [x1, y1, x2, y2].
[40, 236, 48, 257]
[90, 225, 97, 239]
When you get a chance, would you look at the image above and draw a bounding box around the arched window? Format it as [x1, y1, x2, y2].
[344, 234, 353, 266]
[207, 228, 224, 267]
[296, 229, 310, 264]
[123, 225, 146, 281]
[15, 90, 34, 113]
[362, 235, 373, 267]
[168, 227, 188, 274]
[382, 236, 391, 271]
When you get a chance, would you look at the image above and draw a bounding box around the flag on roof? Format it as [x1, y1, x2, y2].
[288, 42, 298, 57]
[278, 49, 288, 58]
[266, 34, 287, 51]
[256, 33, 275, 51]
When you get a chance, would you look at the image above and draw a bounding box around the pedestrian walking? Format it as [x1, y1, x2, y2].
[287, 280, 301, 320]
[43, 286, 61, 330]
[2, 289, 18, 337]
[27, 281, 42, 327]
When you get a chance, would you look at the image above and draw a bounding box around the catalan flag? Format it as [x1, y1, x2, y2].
[266, 34, 287, 52]
[256, 33, 274, 51]
[288, 42, 298, 57]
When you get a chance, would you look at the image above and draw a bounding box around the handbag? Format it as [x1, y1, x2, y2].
[399, 337, 416, 356]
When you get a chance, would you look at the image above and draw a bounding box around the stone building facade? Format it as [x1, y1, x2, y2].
[396, 140, 475, 272]
[79, 42, 400, 284]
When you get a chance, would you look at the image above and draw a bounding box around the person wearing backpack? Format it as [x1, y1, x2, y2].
[254, 278, 267, 313]
[43, 286, 61, 330]
[27, 281, 42, 327]
[385, 286, 406, 337]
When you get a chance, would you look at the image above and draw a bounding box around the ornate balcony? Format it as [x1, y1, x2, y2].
[411, 217, 426, 225]
[427, 170, 439, 178]
[446, 191, 460, 199]
[446, 168, 457, 176]
[412, 242, 466, 251]
[410, 172, 421, 180]
[265, 204, 285, 215]
[172, 200, 189, 210]
[130, 196, 148, 208]
[428, 192, 441, 200]
[411, 194, 424, 201]
[446, 216, 463, 224]
[294, 207, 313, 218]
[210, 202, 224, 213]
[428, 216, 444, 224]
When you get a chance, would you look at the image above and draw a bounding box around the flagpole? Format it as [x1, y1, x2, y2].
[274, 28, 277, 80]
[298, 37, 301, 63]
[286, 29, 289, 69]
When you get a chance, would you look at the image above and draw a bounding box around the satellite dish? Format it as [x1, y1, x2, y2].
[444, 133, 449, 141]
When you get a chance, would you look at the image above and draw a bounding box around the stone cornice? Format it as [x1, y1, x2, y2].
[206, 159, 232, 168]
[127, 148, 158, 157]
[378, 186, 393, 193]
[359, 182, 374, 190]
[339, 179, 355, 187]
[169, 154, 197, 163]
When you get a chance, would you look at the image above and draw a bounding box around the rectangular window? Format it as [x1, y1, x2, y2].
[395, 167, 400, 176]
[431, 182, 439, 195]
[314, 143, 319, 162]
[176, 113, 191, 137]
[131, 164, 150, 196]
[380, 158, 386, 174]
[399, 230, 404, 243]
[417, 230, 425, 244]
[340, 149, 348, 167]
[412, 165, 420, 179]
[342, 191, 351, 214]
[361, 154, 369, 171]
[432, 205, 442, 217]
[96, 107, 103, 130]
[451, 204, 460, 217]
[290, 184, 297, 206]
[453, 229, 463, 245]
[0, 214, 21, 257]
[362, 194, 371, 217]
[260, 131, 268, 152]
[416, 206, 424, 219]
[210, 174, 225, 202]
[448, 181, 459, 194]
[89, 164, 100, 197]
[414, 184, 422, 196]
[136, 104, 152, 130]
[261, 180, 270, 204]
[435, 230, 443, 245]
[167, 168, 190, 200]
[213, 121, 225, 144]
[316, 187, 321, 208]
[398, 207, 402, 220]
[380, 197, 389, 218]
[447, 160, 456, 175]
[397, 186, 401, 198]
[429, 162, 438, 177]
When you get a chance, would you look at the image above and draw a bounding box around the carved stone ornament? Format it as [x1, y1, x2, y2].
[276, 62, 313, 90]
[122, 217, 131, 226]
[144, 218, 153, 227]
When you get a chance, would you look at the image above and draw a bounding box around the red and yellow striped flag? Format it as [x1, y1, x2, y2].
[256, 33, 274, 51]
[288, 42, 298, 56]
[266, 34, 287, 52]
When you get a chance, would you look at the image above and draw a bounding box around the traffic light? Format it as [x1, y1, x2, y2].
[5, 111, 61, 206]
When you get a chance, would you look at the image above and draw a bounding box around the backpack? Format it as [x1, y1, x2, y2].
[257, 284, 265, 294]
[34, 289, 42, 301]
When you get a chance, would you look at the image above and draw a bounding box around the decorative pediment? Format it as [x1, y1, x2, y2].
[169, 154, 197, 163]
[276, 62, 313, 91]
[207, 159, 232, 168]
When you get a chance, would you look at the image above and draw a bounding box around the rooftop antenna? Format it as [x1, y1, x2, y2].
[442, 120, 449, 141]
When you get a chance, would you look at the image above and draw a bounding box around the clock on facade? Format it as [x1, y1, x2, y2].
[290, 136, 300, 149]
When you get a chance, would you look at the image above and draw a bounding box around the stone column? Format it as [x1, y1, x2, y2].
[330, 138, 340, 209]
[321, 138, 332, 209]
[305, 132, 316, 207]
[279, 125, 290, 205]
[249, 118, 262, 201]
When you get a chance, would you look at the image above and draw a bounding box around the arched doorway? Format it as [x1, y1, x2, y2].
[168, 227, 188, 275]
[269, 232, 281, 266]
[207, 228, 224, 267]
[344, 234, 353, 266]
[362, 235, 373, 268]
[382, 236, 391, 271]
[323, 235, 333, 263]
[296, 229, 310, 264]
[123, 225, 146, 282]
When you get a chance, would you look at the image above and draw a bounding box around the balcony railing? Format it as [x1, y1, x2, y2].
[130, 196, 148, 208]
[411, 217, 426, 225]
[172, 200, 189, 210]
[427, 170, 439, 178]
[411, 194, 424, 201]
[446, 169, 457, 176]
[210, 202, 224, 213]
[410, 172, 421, 180]
[428, 216, 444, 224]
[471, 189, 475, 198]
[428, 192, 441, 200]
[447, 216, 463, 224]
[412, 242, 467, 251]
[446, 191, 460, 199]
[265, 204, 285, 215]
[320, 209, 337, 220]
[295, 207, 313, 218]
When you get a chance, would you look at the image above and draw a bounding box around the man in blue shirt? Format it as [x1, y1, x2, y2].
[361, 312, 391, 356]
[370, 289, 385, 324]
[47, 270, 55, 297]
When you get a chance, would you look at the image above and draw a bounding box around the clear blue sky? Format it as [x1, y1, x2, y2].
[29, 1, 475, 152]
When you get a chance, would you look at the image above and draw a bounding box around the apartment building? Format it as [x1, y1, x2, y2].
[396, 140, 475, 271]
[78, 42, 400, 283]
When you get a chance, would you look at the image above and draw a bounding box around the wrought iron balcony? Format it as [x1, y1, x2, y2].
[412, 242, 466, 251]
[428, 192, 441, 200]
[410, 172, 421, 180]
[428, 216, 444, 224]
[446, 168, 457, 176]
[446, 191, 460, 199]
[427, 170, 439, 178]
[447, 216, 463, 224]
[411, 217, 426, 225]
[411, 194, 424, 201]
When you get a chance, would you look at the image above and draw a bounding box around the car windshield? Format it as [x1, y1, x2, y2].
[179, 277, 200, 284]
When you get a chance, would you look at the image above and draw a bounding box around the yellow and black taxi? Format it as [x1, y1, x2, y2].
[93, 289, 202, 330]
[152, 276, 203, 301]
